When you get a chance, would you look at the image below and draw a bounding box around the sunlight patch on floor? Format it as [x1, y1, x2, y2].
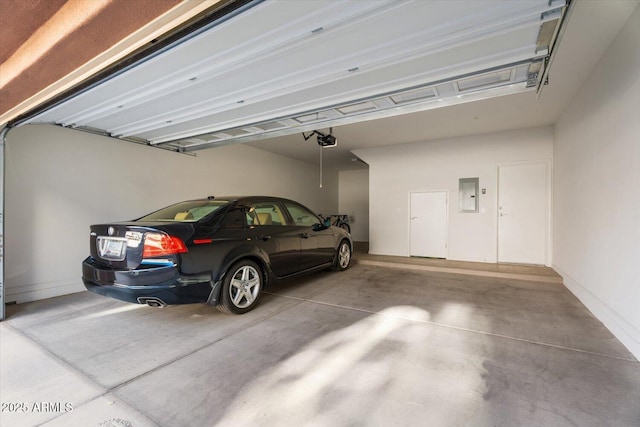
[215, 306, 448, 426]
[77, 303, 144, 320]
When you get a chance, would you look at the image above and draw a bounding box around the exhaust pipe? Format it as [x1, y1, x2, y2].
[137, 297, 167, 308]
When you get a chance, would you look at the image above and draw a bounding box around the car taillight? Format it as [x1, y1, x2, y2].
[143, 233, 188, 258]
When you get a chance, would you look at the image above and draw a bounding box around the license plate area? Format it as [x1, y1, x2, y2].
[97, 237, 127, 261]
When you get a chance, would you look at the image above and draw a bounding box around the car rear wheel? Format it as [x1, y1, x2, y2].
[218, 260, 263, 314]
[332, 240, 351, 271]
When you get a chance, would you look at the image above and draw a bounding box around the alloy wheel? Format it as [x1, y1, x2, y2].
[338, 242, 351, 269]
[229, 265, 261, 308]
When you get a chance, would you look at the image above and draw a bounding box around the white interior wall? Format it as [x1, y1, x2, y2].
[353, 127, 553, 262]
[338, 169, 369, 242]
[553, 5, 640, 359]
[4, 124, 338, 303]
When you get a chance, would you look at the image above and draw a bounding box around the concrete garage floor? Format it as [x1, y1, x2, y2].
[1, 252, 639, 427]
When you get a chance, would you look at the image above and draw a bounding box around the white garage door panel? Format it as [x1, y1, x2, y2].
[24, 0, 567, 150]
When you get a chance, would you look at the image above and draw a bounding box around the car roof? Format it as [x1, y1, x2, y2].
[189, 196, 302, 205]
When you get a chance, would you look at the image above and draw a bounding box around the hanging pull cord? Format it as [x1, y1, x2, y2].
[319, 143, 323, 188]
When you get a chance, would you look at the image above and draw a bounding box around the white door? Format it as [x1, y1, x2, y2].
[410, 192, 448, 258]
[498, 162, 549, 265]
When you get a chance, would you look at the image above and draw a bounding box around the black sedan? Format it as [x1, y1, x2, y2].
[82, 196, 352, 314]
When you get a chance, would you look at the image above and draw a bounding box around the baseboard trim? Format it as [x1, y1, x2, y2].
[554, 264, 640, 361]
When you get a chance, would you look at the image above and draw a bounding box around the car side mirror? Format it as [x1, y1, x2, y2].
[323, 218, 331, 227]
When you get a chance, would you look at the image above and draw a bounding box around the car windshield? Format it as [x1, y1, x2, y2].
[137, 200, 230, 222]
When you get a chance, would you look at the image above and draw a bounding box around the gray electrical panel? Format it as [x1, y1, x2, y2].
[459, 177, 479, 213]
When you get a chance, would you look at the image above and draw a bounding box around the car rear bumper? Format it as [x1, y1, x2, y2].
[82, 257, 213, 305]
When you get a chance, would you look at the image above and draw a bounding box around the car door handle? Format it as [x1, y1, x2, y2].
[259, 235, 271, 241]
[299, 233, 309, 239]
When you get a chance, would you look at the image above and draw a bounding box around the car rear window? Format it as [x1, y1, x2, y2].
[137, 200, 230, 222]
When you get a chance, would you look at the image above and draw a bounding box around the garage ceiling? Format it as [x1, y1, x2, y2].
[22, 0, 570, 155]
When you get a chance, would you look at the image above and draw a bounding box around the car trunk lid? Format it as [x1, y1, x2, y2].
[89, 222, 194, 270]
